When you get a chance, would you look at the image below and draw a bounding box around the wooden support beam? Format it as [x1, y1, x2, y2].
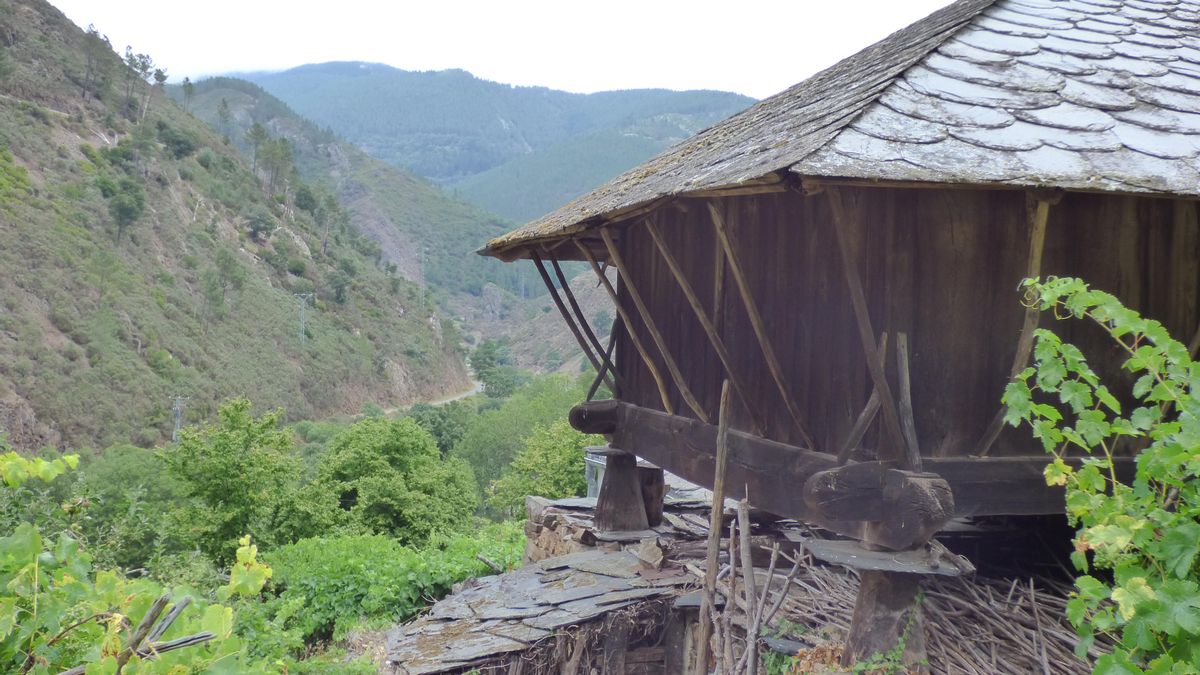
[895, 332, 921, 461]
[532, 253, 616, 393]
[576, 239, 675, 415]
[695, 381, 732, 675]
[839, 333, 888, 464]
[826, 187, 917, 470]
[975, 193, 1055, 457]
[600, 227, 711, 424]
[708, 202, 819, 451]
[645, 218, 766, 436]
[587, 316, 621, 400]
[551, 256, 621, 393]
[586, 401, 1136, 521]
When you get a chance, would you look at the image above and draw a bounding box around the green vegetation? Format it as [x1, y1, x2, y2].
[1003, 277, 1200, 672]
[488, 421, 592, 514]
[0, 3, 464, 450]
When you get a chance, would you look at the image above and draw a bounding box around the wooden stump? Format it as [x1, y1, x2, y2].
[596, 454, 649, 531]
[638, 466, 665, 527]
[841, 570, 927, 672]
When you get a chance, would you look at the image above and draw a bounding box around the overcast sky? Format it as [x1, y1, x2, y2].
[50, 1, 951, 99]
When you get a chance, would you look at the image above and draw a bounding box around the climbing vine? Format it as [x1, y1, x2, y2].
[1003, 277, 1200, 672]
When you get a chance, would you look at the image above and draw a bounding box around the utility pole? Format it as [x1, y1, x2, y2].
[170, 395, 189, 443]
[294, 293, 314, 344]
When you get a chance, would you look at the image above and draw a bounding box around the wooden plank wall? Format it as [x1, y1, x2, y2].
[612, 187, 1199, 459]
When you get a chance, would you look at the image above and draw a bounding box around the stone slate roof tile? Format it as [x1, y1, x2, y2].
[483, 0, 1200, 259]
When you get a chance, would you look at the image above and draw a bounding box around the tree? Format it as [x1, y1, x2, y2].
[204, 247, 247, 315]
[217, 97, 231, 138]
[294, 183, 318, 214]
[81, 25, 111, 100]
[245, 122, 269, 174]
[121, 46, 153, 119]
[181, 76, 194, 109]
[487, 421, 594, 514]
[407, 400, 472, 456]
[108, 177, 144, 242]
[164, 398, 300, 563]
[316, 417, 477, 545]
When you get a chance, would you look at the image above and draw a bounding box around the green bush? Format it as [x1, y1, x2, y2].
[1004, 277, 1200, 672]
[488, 421, 595, 514]
[251, 522, 523, 646]
[317, 417, 477, 544]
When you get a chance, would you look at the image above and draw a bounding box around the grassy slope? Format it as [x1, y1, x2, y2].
[179, 77, 524, 297]
[0, 0, 467, 450]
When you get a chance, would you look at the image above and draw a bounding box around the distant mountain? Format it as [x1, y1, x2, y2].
[240, 63, 754, 222]
[0, 1, 467, 449]
[175, 77, 525, 297]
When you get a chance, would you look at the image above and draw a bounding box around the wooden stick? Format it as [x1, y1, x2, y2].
[696, 381, 732, 675]
[551, 256, 622, 392]
[838, 333, 888, 463]
[975, 195, 1053, 457]
[646, 218, 765, 435]
[713, 234, 727, 331]
[146, 596, 192, 643]
[117, 594, 171, 670]
[532, 253, 616, 392]
[576, 239, 675, 414]
[737, 498, 759, 675]
[895, 332, 922, 467]
[587, 316, 621, 401]
[708, 203, 819, 451]
[826, 187, 915, 469]
[600, 227, 710, 424]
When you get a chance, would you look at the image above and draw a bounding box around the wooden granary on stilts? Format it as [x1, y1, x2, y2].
[481, 0, 1200, 666]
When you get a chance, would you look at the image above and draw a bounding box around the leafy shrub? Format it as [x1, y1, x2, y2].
[250, 522, 523, 646]
[317, 417, 477, 544]
[488, 421, 595, 514]
[1003, 277, 1200, 672]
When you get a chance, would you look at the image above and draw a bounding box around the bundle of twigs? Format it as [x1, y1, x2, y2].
[54, 594, 216, 675]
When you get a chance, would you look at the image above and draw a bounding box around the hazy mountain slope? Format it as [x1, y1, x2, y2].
[0, 0, 467, 450]
[178, 77, 526, 297]
[241, 62, 753, 221]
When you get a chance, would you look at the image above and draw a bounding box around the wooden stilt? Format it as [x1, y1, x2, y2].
[637, 465, 665, 527]
[646, 218, 766, 436]
[551, 256, 621, 392]
[600, 228, 711, 424]
[576, 239, 675, 415]
[975, 193, 1055, 457]
[532, 253, 616, 392]
[841, 571, 927, 672]
[826, 187, 917, 470]
[708, 203, 819, 451]
[595, 452, 649, 532]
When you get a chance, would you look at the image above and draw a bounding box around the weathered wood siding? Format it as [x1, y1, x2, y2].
[613, 187, 1199, 459]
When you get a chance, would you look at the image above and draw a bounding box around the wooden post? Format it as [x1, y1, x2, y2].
[646, 218, 766, 436]
[638, 465, 665, 527]
[975, 192, 1056, 457]
[587, 316, 621, 400]
[600, 227, 711, 424]
[595, 452, 649, 532]
[576, 239, 675, 414]
[531, 253, 615, 392]
[895, 332, 921, 460]
[838, 333, 888, 463]
[826, 187, 918, 470]
[841, 571, 927, 672]
[695, 381, 732, 675]
[708, 203, 819, 451]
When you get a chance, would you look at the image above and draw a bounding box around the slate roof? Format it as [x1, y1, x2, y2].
[483, 0, 1200, 259]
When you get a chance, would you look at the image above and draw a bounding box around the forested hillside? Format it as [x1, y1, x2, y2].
[241, 62, 753, 221]
[175, 77, 530, 297]
[0, 0, 467, 450]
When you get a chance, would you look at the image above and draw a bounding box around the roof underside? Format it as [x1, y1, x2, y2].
[484, 0, 1200, 259]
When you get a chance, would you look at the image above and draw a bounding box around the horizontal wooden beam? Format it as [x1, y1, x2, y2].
[589, 401, 1134, 521]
